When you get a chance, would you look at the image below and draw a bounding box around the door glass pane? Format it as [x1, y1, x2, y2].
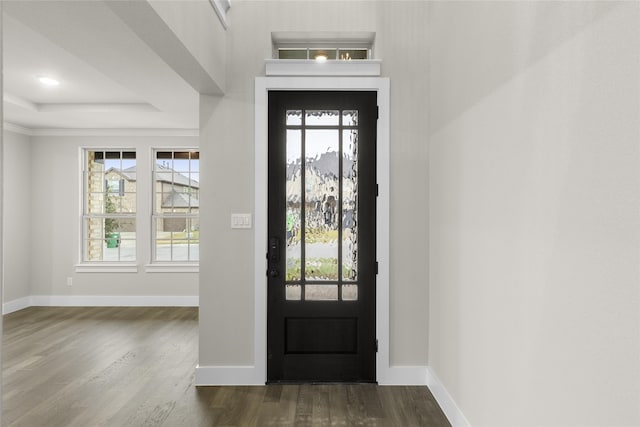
[286, 110, 302, 126]
[306, 284, 338, 301]
[305, 110, 339, 126]
[342, 129, 358, 281]
[286, 130, 302, 281]
[305, 129, 339, 280]
[286, 284, 301, 300]
[282, 106, 362, 301]
[342, 110, 358, 126]
[342, 284, 358, 301]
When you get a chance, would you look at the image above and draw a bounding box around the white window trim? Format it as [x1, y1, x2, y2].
[75, 263, 138, 273]
[78, 148, 138, 269]
[144, 264, 199, 273]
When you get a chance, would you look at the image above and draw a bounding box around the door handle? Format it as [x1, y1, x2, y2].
[268, 237, 280, 262]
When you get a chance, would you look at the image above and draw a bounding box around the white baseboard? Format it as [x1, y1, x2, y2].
[3, 295, 198, 313]
[3, 296, 32, 314]
[194, 364, 429, 386]
[379, 365, 428, 385]
[426, 367, 471, 427]
[195, 365, 264, 386]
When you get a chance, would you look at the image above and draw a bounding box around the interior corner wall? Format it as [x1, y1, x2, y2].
[428, 2, 640, 426]
[148, 0, 226, 93]
[374, 1, 430, 367]
[27, 135, 199, 300]
[3, 130, 32, 304]
[198, 1, 429, 371]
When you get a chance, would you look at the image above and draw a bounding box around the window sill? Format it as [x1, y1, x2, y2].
[144, 264, 199, 273]
[75, 263, 139, 273]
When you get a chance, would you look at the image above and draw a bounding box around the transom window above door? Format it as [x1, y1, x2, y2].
[272, 31, 374, 61]
[277, 48, 370, 61]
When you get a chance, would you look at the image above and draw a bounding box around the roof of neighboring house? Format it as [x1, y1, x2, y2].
[106, 164, 200, 189]
[162, 190, 200, 208]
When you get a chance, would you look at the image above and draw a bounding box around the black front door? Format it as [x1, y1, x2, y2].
[267, 91, 377, 382]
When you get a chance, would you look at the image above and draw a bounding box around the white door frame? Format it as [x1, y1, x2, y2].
[254, 75, 394, 383]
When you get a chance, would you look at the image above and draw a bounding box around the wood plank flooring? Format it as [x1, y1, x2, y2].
[2, 307, 450, 426]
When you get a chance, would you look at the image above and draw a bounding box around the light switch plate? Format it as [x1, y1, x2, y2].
[231, 213, 252, 229]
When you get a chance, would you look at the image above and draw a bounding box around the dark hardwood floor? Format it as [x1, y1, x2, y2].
[2, 306, 450, 426]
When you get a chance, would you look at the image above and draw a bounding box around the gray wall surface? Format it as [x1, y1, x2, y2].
[3, 130, 31, 303]
[198, 1, 430, 368]
[18, 134, 199, 299]
[428, 2, 640, 425]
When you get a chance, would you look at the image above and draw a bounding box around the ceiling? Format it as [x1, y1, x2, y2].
[2, 1, 200, 131]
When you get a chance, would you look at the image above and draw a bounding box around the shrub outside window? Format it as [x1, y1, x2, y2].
[83, 150, 136, 262]
[153, 150, 199, 262]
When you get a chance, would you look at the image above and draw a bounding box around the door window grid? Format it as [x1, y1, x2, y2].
[82, 150, 136, 262]
[152, 150, 200, 263]
[285, 109, 358, 301]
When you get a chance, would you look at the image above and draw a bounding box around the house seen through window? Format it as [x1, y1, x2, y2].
[82, 149, 200, 264]
[153, 150, 200, 262]
[83, 150, 136, 262]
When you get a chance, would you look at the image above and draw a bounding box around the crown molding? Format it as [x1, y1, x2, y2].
[3, 123, 33, 135]
[37, 103, 158, 113]
[3, 124, 199, 137]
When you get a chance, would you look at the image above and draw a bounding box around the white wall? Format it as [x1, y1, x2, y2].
[1, 8, 4, 413]
[3, 130, 32, 304]
[199, 1, 430, 370]
[375, 1, 430, 367]
[428, 2, 640, 426]
[27, 134, 199, 300]
[106, 0, 227, 95]
[149, 0, 226, 93]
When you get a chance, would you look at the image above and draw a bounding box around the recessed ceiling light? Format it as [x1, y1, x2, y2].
[37, 76, 60, 87]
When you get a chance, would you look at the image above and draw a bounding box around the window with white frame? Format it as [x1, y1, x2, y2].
[272, 32, 374, 61]
[83, 150, 136, 262]
[153, 150, 199, 262]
